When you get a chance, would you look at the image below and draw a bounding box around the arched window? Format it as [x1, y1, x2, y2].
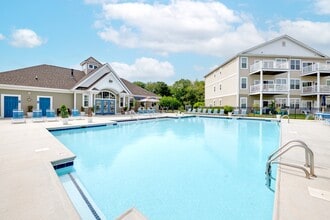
[95, 91, 115, 99]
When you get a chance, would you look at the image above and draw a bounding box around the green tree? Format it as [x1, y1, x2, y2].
[170, 79, 204, 107]
[145, 81, 171, 96]
[133, 81, 146, 89]
[159, 96, 181, 110]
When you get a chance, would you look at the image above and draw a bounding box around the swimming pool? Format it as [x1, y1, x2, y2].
[52, 117, 280, 219]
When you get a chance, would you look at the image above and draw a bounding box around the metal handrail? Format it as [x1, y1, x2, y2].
[265, 140, 316, 189]
[281, 115, 290, 123]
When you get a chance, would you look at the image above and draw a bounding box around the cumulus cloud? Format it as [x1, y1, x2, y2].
[110, 57, 175, 82]
[277, 20, 330, 54]
[10, 29, 45, 48]
[96, 1, 264, 57]
[314, 0, 330, 15]
[0, 33, 5, 40]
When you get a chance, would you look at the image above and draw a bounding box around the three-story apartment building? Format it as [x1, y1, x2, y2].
[205, 35, 330, 114]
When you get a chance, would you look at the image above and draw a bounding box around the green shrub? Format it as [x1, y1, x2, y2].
[223, 105, 234, 114]
[60, 105, 69, 118]
[193, 102, 204, 108]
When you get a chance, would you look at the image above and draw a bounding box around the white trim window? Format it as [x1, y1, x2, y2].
[240, 57, 248, 69]
[219, 84, 222, 91]
[290, 98, 300, 109]
[275, 58, 287, 68]
[240, 97, 247, 109]
[290, 79, 300, 90]
[275, 78, 286, 85]
[213, 86, 216, 92]
[83, 94, 89, 108]
[88, 64, 98, 69]
[275, 98, 287, 108]
[326, 79, 330, 86]
[290, 59, 301, 70]
[240, 77, 247, 89]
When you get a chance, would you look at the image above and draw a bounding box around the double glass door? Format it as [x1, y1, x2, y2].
[95, 99, 115, 114]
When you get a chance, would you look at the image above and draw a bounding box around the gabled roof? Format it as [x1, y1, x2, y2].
[205, 34, 329, 77]
[80, 56, 102, 66]
[121, 78, 158, 98]
[0, 65, 85, 89]
[240, 34, 328, 58]
[0, 60, 158, 98]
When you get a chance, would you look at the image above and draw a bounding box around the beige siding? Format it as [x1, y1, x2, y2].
[0, 89, 74, 115]
[205, 57, 239, 107]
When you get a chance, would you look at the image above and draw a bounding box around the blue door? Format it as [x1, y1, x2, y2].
[94, 99, 116, 115]
[4, 96, 19, 117]
[39, 97, 50, 116]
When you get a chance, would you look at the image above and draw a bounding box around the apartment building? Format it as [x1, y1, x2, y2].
[204, 35, 330, 114]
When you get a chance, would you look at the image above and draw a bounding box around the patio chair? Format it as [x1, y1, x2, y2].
[32, 109, 43, 122]
[46, 109, 57, 122]
[202, 108, 207, 114]
[11, 109, 26, 124]
[219, 109, 224, 115]
[207, 109, 213, 114]
[71, 109, 82, 120]
[233, 109, 239, 115]
[213, 109, 219, 114]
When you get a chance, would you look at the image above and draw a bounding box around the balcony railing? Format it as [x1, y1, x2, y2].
[250, 84, 288, 93]
[250, 60, 289, 73]
[302, 63, 330, 75]
[302, 85, 330, 94]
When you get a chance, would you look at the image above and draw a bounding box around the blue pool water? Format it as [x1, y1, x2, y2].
[51, 117, 280, 219]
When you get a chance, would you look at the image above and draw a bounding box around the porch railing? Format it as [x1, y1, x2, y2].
[250, 60, 289, 73]
[302, 63, 330, 75]
[250, 84, 288, 93]
[302, 85, 330, 94]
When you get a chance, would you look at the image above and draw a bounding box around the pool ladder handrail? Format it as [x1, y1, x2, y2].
[280, 115, 290, 123]
[265, 140, 316, 189]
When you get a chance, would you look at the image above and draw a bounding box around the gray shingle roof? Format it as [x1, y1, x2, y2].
[0, 65, 85, 90]
[121, 78, 158, 98]
[0, 63, 158, 98]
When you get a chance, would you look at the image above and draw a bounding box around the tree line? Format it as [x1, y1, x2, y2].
[133, 79, 205, 110]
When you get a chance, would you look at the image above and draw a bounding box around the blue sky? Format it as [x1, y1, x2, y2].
[1, 0, 330, 84]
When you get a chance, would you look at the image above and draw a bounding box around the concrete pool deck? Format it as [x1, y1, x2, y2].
[0, 114, 329, 219]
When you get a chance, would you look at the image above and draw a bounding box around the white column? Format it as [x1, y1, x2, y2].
[317, 72, 320, 111]
[73, 92, 77, 109]
[259, 70, 263, 115]
[287, 70, 290, 110]
[89, 92, 93, 107]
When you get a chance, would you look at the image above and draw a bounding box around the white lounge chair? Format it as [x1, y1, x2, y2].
[32, 109, 44, 122]
[11, 109, 26, 124]
[46, 109, 57, 122]
[219, 109, 224, 115]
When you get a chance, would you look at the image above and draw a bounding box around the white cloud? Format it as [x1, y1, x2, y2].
[10, 29, 45, 48]
[0, 33, 5, 40]
[314, 0, 330, 15]
[277, 20, 330, 54]
[110, 57, 175, 82]
[96, 1, 264, 57]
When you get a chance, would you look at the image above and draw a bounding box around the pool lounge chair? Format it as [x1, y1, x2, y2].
[202, 108, 207, 114]
[213, 109, 219, 114]
[219, 109, 224, 115]
[240, 109, 247, 116]
[233, 109, 239, 115]
[11, 109, 26, 124]
[32, 109, 44, 122]
[46, 109, 57, 122]
[71, 109, 82, 120]
[207, 109, 213, 114]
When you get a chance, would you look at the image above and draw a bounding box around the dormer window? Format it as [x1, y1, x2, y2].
[88, 64, 98, 69]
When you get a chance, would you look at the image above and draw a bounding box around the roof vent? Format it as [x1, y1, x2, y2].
[35, 75, 38, 80]
[71, 69, 74, 78]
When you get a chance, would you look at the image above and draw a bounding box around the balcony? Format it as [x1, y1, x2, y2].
[250, 84, 288, 94]
[302, 63, 330, 76]
[302, 85, 330, 95]
[250, 60, 289, 75]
